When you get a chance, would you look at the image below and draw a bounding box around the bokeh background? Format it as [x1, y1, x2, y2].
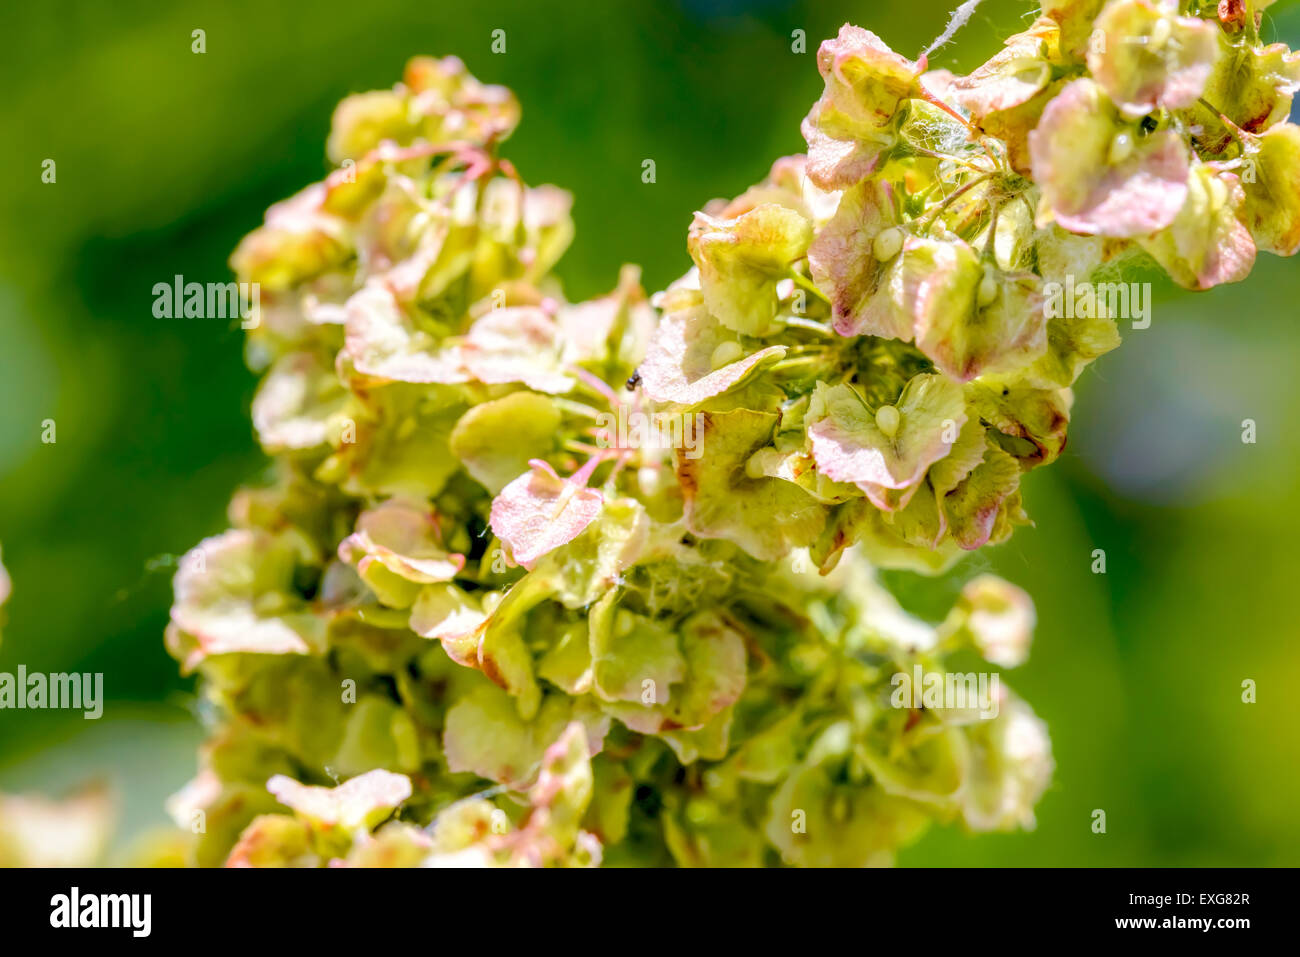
[1, 0, 1298, 865]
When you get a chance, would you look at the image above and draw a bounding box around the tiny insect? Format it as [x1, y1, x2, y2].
[626, 370, 642, 391]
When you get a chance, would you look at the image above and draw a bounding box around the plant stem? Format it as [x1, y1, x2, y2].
[914, 171, 994, 234]
[788, 269, 831, 305]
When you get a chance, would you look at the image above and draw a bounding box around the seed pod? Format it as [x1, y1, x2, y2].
[1149, 17, 1171, 52]
[977, 268, 999, 308]
[1108, 131, 1134, 166]
[873, 226, 904, 262]
[710, 340, 744, 369]
[875, 403, 901, 438]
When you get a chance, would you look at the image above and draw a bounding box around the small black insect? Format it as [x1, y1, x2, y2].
[626, 370, 642, 390]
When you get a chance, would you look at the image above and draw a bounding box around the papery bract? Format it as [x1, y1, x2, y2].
[490, 460, 604, 569]
[1030, 78, 1189, 237]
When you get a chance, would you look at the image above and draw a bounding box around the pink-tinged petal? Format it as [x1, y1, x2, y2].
[957, 695, 1053, 832]
[919, 68, 959, 103]
[442, 685, 606, 790]
[905, 238, 981, 375]
[344, 281, 469, 384]
[638, 291, 786, 406]
[688, 204, 813, 335]
[973, 78, 1064, 176]
[401, 55, 521, 144]
[1030, 79, 1189, 237]
[802, 107, 888, 192]
[1087, 0, 1219, 118]
[339, 498, 465, 585]
[801, 25, 919, 189]
[941, 574, 1036, 668]
[267, 769, 412, 831]
[917, 267, 1048, 383]
[230, 183, 350, 291]
[1139, 163, 1256, 290]
[526, 722, 593, 811]
[942, 445, 1022, 550]
[490, 460, 604, 569]
[409, 583, 487, 665]
[168, 530, 321, 671]
[949, 22, 1055, 119]
[1038, 0, 1105, 61]
[808, 180, 913, 339]
[252, 351, 352, 453]
[806, 375, 967, 506]
[820, 26, 917, 125]
[461, 307, 574, 394]
[326, 55, 521, 164]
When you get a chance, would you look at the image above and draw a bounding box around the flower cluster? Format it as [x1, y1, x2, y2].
[162, 1, 1298, 868]
[223, 725, 603, 867]
[647, 0, 1300, 574]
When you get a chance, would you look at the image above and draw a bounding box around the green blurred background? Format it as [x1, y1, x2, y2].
[1, 0, 1297, 865]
